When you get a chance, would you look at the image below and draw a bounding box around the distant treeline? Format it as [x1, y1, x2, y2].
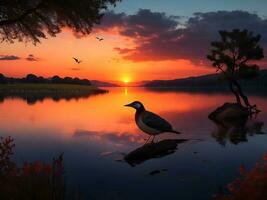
[0, 73, 91, 86]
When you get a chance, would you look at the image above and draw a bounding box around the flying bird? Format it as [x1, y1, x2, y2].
[125, 101, 181, 143]
[96, 37, 104, 41]
[73, 57, 81, 64]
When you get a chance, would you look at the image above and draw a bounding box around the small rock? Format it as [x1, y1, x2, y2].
[149, 170, 161, 176]
[209, 103, 249, 124]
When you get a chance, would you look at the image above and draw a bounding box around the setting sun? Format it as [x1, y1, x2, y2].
[123, 77, 130, 84]
[1, 0, 267, 199]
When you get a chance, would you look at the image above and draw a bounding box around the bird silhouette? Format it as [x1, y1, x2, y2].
[96, 36, 104, 41]
[125, 101, 181, 143]
[73, 57, 81, 64]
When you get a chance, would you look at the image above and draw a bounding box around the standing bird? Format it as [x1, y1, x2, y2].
[73, 57, 81, 64]
[96, 36, 104, 41]
[125, 101, 180, 143]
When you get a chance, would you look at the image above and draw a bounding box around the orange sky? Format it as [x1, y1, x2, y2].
[0, 29, 214, 83]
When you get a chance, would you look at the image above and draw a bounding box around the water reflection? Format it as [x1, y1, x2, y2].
[0, 87, 266, 200]
[124, 139, 188, 166]
[124, 87, 128, 95]
[0, 91, 107, 105]
[211, 116, 265, 145]
[73, 129, 145, 144]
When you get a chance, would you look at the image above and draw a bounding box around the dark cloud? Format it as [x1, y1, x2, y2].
[97, 11, 126, 30]
[99, 9, 179, 38]
[0, 55, 21, 60]
[98, 10, 267, 64]
[26, 54, 39, 61]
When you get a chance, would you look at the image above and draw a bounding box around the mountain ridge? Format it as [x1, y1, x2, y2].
[144, 69, 267, 88]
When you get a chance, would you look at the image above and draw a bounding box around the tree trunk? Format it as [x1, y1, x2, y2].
[232, 79, 251, 108]
[229, 82, 241, 105]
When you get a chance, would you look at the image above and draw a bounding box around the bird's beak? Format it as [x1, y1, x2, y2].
[124, 103, 133, 107]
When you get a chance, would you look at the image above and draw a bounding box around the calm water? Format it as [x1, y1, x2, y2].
[0, 87, 266, 200]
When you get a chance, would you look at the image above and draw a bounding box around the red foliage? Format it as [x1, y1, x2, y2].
[0, 136, 65, 200]
[214, 154, 267, 200]
[0, 136, 15, 174]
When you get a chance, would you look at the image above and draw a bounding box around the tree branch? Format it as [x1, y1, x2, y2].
[0, 3, 42, 26]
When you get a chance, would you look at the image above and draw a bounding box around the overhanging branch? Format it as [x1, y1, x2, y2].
[0, 4, 42, 26]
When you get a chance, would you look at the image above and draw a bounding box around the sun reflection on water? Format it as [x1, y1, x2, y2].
[124, 87, 128, 95]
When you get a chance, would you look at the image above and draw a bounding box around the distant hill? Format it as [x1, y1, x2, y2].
[145, 70, 267, 89]
[91, 80, 119, 87]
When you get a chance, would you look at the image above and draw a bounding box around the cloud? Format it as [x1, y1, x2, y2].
[97, 11, 126, 30]
[98, 10, 267, 64]
[25, 54, 39, 61]
[113, 47, 133, 54]
[74, 130, 144, 144]
[0, 55, 21, 60]
[99, 9, 179, 37]
[0, 54, 40, 62]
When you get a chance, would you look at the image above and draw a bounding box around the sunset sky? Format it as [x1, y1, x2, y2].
[1, 0, 267, 84]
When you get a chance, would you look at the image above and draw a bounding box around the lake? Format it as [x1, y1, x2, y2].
[0, 87, 266, 200]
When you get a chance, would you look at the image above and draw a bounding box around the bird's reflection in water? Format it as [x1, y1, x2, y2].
[124, 139, 188, 167]
[211, 116, 265, 145]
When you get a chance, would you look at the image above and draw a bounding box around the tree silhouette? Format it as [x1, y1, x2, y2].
[51, 75, 62, 84]
[0, 74, 6, 84]
[0, 0, 120, 43]
[25, 73, 38, 83]
[207, 29, 264, 113]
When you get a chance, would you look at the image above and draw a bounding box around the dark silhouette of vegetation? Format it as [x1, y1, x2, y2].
[207, 29, 264, 114]
[214, 153, 267, 200]
[0, 73, 92, 85]
[0, 136, 15, 174]
[0, 74, 108, 104]
[0, 0, 121, 44]
[0, 89, 107, 105]
[0, 137, 66, 200]
[211, 113, 265, 146]
[0, 73, 7, 84]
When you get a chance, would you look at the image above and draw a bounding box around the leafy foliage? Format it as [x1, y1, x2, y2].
[214, 153, 267, 200]
[0, 0, 120, 43]
[207, 29, 264, 110]
[0, 137, 66, 200]
[0, 73, 92, 85]
[207, 29, 264, 79]
[0, 136, 15, 175]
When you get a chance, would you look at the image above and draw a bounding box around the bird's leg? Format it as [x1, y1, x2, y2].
[145, 135, 152, 144]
